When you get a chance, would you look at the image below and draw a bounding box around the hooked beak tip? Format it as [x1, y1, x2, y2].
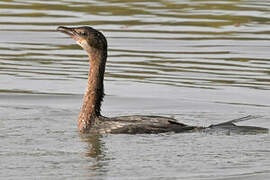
[57, 26, 76, 38]
[57, 26, 67, 32]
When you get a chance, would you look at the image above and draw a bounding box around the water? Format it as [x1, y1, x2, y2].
[1, 0, 270, 179]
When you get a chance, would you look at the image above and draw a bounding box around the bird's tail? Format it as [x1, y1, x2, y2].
[205, 115, 268, 134]
[212, 115, 262, 126]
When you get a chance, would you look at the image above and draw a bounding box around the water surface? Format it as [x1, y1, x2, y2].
[0, 0, 270, 179]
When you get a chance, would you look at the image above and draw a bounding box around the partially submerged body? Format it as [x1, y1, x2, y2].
[56, 26, 268, 135]
[88, 115, 198, 134]
[85, 115, 268, 134]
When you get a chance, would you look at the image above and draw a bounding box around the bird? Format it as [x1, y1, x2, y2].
[56, 26, 268, 134]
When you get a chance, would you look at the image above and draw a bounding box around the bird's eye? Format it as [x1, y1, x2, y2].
[80, 31, 87, 36]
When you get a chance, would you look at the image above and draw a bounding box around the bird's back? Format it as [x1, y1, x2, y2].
[91, 115, 198, 134]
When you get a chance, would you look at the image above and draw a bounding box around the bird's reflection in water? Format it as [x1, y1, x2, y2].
[80, 134, 104, 158]
[80, 134, 109, 176]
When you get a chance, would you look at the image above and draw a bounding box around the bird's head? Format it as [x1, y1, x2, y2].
[57, 26, 107, 53]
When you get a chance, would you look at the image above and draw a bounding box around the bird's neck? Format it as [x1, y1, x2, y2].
[78, 48, 107, 133]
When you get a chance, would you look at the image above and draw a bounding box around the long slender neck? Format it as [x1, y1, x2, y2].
[78, 48, 107, 132]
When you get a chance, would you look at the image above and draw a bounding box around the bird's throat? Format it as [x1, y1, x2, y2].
[78, 49, 106, 133]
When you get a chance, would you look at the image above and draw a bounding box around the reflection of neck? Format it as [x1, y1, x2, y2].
[78, 48, 107, 132]
[81, 134, 102, 158]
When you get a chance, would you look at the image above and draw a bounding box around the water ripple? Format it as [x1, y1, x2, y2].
[0, 0, 270, 92]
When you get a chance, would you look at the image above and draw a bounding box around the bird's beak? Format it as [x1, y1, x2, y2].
[57, 26, 80, 41]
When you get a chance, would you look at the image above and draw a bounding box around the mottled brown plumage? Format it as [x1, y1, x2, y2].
[57, 26, 268, 134]
[57, 26, 107, 132]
